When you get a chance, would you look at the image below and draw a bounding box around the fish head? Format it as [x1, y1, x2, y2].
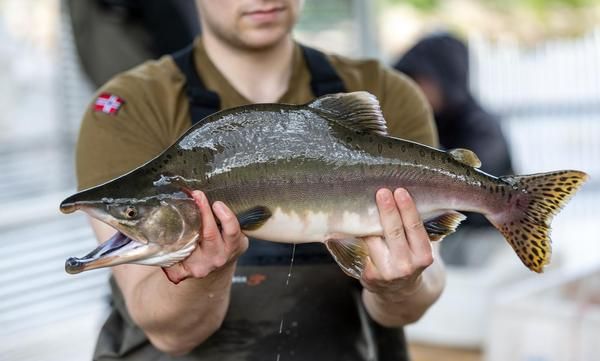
[60, 177, 201, 274]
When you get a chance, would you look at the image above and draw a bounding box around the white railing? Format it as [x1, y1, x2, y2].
[470, 29, 600, 268]
[470, 29, 600, 115]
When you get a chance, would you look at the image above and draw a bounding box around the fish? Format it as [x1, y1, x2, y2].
[60, 91, 588, 277]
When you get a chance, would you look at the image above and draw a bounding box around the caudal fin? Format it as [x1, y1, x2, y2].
[491, 170, 588, 273]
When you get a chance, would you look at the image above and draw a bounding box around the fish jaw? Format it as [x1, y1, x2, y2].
[65, 231, 200, 274]
[60, 194, 106, 215]
[65, 232, 161, 274]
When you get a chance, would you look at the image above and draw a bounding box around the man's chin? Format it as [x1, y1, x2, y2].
[238, 27, 293, 50]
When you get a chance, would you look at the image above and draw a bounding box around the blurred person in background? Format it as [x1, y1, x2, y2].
[395, 33, 514, 233]
[68, 0, 200, 87]
[394, 32, 513, 179]
[72, 0, 446, 360]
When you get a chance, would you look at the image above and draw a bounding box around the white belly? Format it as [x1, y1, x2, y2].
[244, 206, 383, 243]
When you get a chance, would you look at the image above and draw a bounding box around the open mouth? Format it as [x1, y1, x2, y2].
[65, 232, 148, 274]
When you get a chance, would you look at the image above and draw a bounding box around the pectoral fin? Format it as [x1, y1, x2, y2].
[238, 206, 272, 231]
[325, 237, 369, 279]
[424, 211, 466, 241]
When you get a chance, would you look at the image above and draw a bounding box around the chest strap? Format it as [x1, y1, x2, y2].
[171, 43, 221, 124]
[171, 42, 347, 125]
[301, 45, 347, 97]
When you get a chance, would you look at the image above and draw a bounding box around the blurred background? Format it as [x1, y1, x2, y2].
[0, 0, 598, 360]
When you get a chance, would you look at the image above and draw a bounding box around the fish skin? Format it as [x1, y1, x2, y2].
[60, 92, 588, 276]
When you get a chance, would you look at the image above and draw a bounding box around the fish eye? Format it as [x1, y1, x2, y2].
[124, 206, 138, 219]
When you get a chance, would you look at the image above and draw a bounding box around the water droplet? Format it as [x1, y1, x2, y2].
[285, 244, 296, 286]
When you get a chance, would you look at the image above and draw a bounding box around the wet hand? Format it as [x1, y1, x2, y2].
[162, 191, 249, 284]
[361, 188, 434, 301]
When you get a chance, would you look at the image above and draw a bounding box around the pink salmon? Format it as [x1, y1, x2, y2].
[60, 92, 588, 277]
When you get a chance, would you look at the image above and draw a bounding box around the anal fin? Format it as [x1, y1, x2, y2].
[424, 211, 466, 241]
[325, 237, 369, 279]
[238, 206, 272, 231]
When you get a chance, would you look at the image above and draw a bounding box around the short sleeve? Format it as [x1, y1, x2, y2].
[76, 76, 171, 190]
[379, 67, 439, 147]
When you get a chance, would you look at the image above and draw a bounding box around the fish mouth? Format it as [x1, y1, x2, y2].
[65, 232, 154, 274]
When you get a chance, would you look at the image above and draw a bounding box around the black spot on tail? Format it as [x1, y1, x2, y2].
[489, 170, 588, 272]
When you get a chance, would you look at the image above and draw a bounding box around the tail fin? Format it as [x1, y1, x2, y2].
[492, 170, 588, 273]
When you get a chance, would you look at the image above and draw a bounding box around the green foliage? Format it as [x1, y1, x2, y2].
[384, 0, 440, 11]
[526, 0, 597, 9]
[404, 0, 440, 11]
[483, 0, 599, 10]
[383, 0, 600, 12]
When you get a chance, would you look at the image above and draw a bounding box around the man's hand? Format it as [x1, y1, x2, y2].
[163, 190, 249, 284]
[361, 188, 444, 326]
[361, 188, 433, 299]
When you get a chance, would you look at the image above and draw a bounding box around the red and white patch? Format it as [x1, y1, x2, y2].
[94, 92, 124, 115]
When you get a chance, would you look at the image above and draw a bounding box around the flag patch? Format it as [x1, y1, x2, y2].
[94, 92, 124, 115]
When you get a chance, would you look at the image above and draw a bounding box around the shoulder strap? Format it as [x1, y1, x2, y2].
[171, 43, 221, 125]
[172, 43, 347, 124]
[300, 45, 347, 96]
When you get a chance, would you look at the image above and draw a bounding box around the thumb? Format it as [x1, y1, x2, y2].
[161, 263, 190, 285]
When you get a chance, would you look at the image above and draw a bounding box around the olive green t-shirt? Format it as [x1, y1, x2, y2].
[76, 38, 438, 361]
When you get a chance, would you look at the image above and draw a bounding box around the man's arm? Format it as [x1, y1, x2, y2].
[361, 188, 445, 327]
[90, 191, 248, 356]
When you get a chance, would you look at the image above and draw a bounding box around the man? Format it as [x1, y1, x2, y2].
[76, 1, 445, 359]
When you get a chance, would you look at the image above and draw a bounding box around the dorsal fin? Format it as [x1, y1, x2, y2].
[307, 91, 388, 136]
[449, 148, 481, 168]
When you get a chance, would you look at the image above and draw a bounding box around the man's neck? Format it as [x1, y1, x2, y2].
[202, 34, 295, 104]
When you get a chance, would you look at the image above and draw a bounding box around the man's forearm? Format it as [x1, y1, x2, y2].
[362, 256, 445, 327]
[116, 263, 235, 355]
[90, 217, 236, 355]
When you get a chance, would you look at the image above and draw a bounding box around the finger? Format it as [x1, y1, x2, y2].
[189, 191, 226, 262]
[212, 201, 247, 251]
[360, 256, 382, 290]
[191, 191, 221, 243]
[394, 188, 432, 261]
[362, 235, 391, 280]
[376, 188, 410, 256]
[162, 263, 190, 285]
